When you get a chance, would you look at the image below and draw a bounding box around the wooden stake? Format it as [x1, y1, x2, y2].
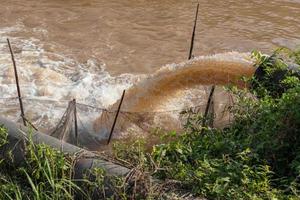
[201, 85, 215, 134]
[7, 38, 26, 126]
[188, 2, 200, 60]
[107, 90, 126, 145]
[73, 99, 78, 146]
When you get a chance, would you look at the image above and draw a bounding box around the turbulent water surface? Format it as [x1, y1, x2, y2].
[0, 0, 299, 141]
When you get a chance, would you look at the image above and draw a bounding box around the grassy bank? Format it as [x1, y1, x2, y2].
[1, 48, 300, 199]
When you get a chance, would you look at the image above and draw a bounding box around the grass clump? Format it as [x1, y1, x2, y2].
[0, 127, 84, 200]
[0, 127, 111, 200]
[0, 127, 155, 199]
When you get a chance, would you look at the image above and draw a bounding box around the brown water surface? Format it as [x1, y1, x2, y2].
[1, 0, 300, 141]
[1, 0, 300, 75]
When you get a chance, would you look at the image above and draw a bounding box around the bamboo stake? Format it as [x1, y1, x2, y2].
[73, 99, 78, 146]
[7, 38, 26, 126]
[188, 2, 200, 60]
[201, 85, 215, 134]
[186, 3, 216, 131]
[107, 90, 126, 145]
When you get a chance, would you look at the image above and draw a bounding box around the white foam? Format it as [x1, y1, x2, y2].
[0, 25, 254, 141]
[0, 26, 142, 130]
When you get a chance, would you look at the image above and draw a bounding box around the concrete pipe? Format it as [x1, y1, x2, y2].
[0, 116, 130, 177]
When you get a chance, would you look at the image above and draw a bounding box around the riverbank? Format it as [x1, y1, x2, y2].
[1, 48, 300, 199]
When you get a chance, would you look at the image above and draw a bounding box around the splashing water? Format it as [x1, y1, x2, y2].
[0, 26, 255, 143]
[93, 53, 254, 140]
[0, 26, 141, 134]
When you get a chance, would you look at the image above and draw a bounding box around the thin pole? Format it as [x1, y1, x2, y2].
[188, 2, 200, 60]
[201, 85, 215, 134]
[107, 90, 126, 145]
[7, 38, 26, 126]
[73, 99, 78, 146]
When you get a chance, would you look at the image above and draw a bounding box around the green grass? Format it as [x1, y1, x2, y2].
[0, 126, 155, 199]
[0, 126, 84, 200]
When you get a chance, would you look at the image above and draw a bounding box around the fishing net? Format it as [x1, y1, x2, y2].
[0, 85, 235, 151]
[0, 40, 254, 151]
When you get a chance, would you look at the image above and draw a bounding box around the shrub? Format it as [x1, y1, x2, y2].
[150, 48, 300, 199]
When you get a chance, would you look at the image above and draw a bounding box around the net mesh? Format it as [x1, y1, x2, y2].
[0, 86, 235, 150]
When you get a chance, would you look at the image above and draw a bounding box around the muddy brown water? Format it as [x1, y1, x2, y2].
[1, 0, 299, 75]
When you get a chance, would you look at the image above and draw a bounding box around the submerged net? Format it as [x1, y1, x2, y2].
[49, 100, 76, 144]
[0, 52, 254, 151]
[0, 85, 235, 151]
